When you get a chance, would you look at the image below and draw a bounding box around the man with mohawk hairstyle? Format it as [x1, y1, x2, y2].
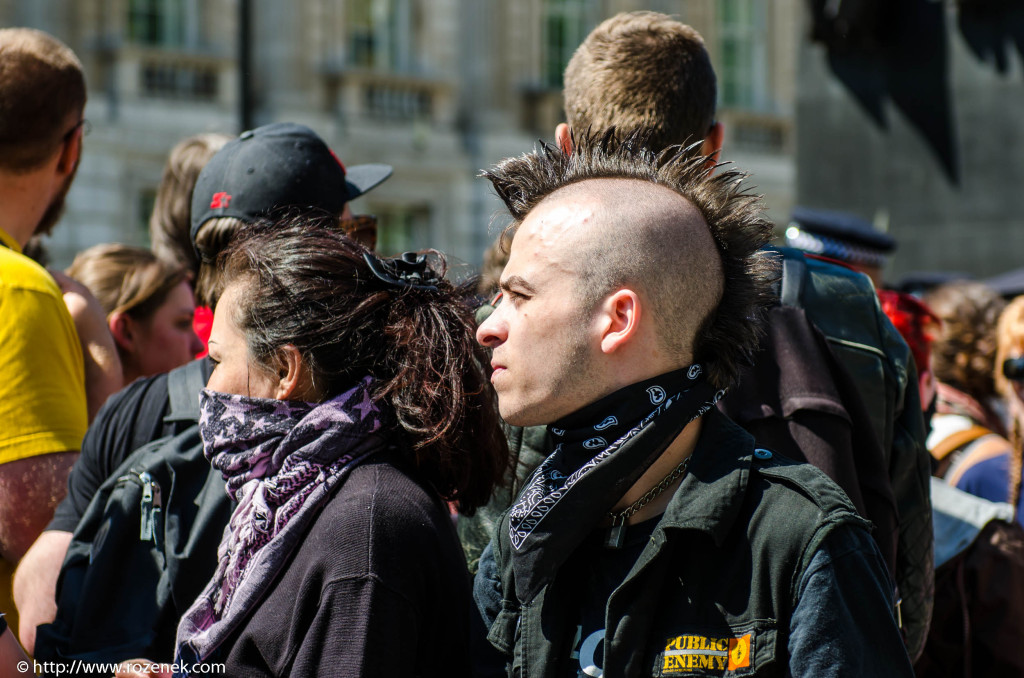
[471, 134, 913, 677]
[464, 10, 932, 670]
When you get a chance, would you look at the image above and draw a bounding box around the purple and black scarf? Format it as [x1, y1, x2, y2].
[175, 377, 387, 664]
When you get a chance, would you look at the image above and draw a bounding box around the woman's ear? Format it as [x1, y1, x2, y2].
[108, 311, 136, 353]
[273, 344, 317, 401]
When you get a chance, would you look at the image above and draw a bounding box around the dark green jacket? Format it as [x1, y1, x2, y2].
[476, 411, 896, 677]
[466, 249, 933, 659]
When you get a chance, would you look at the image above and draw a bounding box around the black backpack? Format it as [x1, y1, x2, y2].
[35, 360, 232, 666]
[719, 248, 933, 659]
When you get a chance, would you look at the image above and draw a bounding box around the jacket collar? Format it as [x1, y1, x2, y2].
[654, 409, 756, 547]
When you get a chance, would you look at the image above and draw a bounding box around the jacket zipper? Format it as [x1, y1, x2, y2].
[115, 470, 164, 548]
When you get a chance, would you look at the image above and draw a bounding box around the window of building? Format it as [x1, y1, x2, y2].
[346, 0, 416, 72]
[140, 61, 218, 100]
[373, 205, 433, 256]
[717, 0, 769, 111]
[541, 0, 594, 88]
[127, 0, 200, 48]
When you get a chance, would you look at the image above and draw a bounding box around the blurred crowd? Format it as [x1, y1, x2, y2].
[2, 11, 1024, 678]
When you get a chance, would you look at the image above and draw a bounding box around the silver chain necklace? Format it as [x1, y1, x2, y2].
[604, 455, 691, 549]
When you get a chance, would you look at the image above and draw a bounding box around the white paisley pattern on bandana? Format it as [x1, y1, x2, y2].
[508, 365, 724, 551]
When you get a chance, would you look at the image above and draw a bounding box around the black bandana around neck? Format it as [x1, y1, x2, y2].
[506, 364, 724, 602]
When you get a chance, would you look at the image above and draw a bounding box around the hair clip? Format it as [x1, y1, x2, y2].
[363, 251, 440, 291]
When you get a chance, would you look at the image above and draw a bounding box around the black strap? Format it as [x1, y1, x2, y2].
[165, 359, 208, 423]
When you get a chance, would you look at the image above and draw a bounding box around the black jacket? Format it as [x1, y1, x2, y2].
[474, 411, 912, 677]
[211, 452, 472, 677]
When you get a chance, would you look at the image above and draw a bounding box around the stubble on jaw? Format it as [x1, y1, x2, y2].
[34, 162, 77, 237]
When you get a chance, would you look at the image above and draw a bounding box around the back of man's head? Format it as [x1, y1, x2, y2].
[563, 12, 716, 152]
[0, 28, 85, 173]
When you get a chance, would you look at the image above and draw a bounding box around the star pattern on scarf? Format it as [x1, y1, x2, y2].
[352, 389, 376, 420]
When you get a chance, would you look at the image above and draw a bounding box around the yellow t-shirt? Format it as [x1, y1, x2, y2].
[0, 226, 88, 636]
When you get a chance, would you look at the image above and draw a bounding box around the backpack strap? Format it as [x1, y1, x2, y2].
[779, 248, 806, 308]
[945, 434, 1013, 489]
[164, 359, 208, 424]
[930, 425, 993, 463]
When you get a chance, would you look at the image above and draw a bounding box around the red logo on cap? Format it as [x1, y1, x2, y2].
[210, 192, 232, 209]
[329, 149, 347, 176]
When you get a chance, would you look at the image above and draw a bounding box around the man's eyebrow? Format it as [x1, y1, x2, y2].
[500, 275, 537, 294]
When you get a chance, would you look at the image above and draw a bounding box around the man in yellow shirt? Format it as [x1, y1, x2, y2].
[0, 28, 91, 639]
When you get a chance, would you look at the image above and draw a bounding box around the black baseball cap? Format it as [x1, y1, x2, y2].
[189, 122, 392, 246]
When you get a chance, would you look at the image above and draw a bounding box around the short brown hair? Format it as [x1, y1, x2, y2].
[925, 281, 1005, 403]
[67, 243, 189, 321]
[149, 133, 231, 278]
[563, 12, 716, 153]
[0, 28, 86, 172]
[484, 131, 774, 390]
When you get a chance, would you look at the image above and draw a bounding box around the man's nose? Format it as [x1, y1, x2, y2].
[476, 308, 506, 348]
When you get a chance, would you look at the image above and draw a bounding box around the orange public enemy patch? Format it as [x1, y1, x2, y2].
[661, 633, 753, 674]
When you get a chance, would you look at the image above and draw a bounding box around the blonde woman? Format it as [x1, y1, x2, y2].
[67, 244, 203, 386]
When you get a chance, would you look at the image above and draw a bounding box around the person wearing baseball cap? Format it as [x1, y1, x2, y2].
[190, 122, 392, 310]
[21, 123, 392, 669]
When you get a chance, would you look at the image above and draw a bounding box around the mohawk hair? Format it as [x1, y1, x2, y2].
[482, 130, 776, 390]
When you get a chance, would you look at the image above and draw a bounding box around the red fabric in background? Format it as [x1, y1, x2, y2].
[193, 306, 213, 358]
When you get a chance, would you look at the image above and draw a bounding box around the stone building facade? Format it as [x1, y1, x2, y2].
[2, 0, 798, 268]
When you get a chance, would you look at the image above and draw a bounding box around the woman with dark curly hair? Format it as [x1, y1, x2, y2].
[925, 281, 1010, 482]
[166, 215, 508, 677]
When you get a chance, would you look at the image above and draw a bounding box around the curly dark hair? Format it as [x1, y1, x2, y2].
[217, 215, 509, 513]
[925, 281, 1005, 402]
[482, 130, 775, 390]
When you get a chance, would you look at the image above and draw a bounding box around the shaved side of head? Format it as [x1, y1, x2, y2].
[484, 131, 774, 389]
[540, 179, 723, 362]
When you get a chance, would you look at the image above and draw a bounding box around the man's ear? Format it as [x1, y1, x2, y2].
[108, 311, 136, 354]
[555, 123, 573, 155]
[273, 344, 314, 401]
[56, 124, 83, 176]
[700, 121, 725, 170]
[597, 289, 641, 355]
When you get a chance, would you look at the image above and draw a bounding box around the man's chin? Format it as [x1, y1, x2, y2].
[499, 406, 542, 429]
[33, 199, 65, 237]
[498, 401, 556, 429]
